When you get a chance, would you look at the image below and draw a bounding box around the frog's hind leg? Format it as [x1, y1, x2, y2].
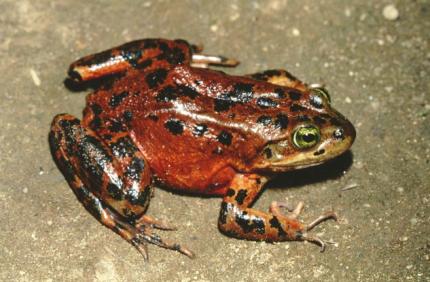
[247, 69, 307, 90]
[49, 114, 194, 259]
[68, 38, 193, 82]
[218, 174, 337, 251]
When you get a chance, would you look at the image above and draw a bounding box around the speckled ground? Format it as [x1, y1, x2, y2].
[0, 1, 429, 281]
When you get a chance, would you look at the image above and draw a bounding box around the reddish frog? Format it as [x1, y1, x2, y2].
[49, 38, 355, 259]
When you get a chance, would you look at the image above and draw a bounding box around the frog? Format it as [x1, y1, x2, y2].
[49, 38, 355, 260]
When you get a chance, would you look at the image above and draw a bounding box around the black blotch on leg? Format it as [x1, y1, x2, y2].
[235, 189, 248, 205]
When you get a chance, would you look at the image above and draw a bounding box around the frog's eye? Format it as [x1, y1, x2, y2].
[310, 86, 331, 104]
[292, 125, 320, 149]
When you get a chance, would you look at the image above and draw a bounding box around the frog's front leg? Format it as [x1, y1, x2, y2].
[218, 174, 337, 250]
[68, 38, 194, 82]
[49, 114, 194, 259]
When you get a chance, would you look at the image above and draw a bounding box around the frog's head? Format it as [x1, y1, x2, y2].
[254, 85, 355, 171]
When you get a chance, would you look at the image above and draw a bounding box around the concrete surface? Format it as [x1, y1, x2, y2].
[0, 0, 429, 281]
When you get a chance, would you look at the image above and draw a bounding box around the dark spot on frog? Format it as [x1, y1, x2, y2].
[177, 84, 199, 99]
[56, 155, 75, 183]
[193, 124, 207, 137]
[109, 91, 129, 108]
[226, 188, 235, 197]
[77, 135, 112, 185]
[157, 44, 186, 65]
[87, 197, 104, 220]
[235, 210, 265, 234]
[136, 58, 152, 70]
[257, 115, 272, 126]
[165, 119, 184, 135]
[145, 69, 168, 89]
[108, 119, 126, 132]
[330, 117, 342, 126]
[219, 202, 231, 225]
[48, 132, 60, 153]
[214, 98, 234, 112]
[314, 149, 325, 156]
[290, 103, 305, 112]
[107, 182, 124, 200]
[59, 117, 80, 128]
[234, 82, 254, 94]
[90, 103, 103, 115]
[297, 115, 310, 122]
[156, 86, 177, 102]
[310, 95, 323, 108]
[148, 114, 159, 122]
[274, 114, 289, 130]
[158, 41, 169, 52]
[103, 134, 113, 141]
[125, 157, 146, 182]
[143, 39, 158, 49]
[214, 84, 254, 112]
[333, 128, 345, 139]
[249, 72, 266, 81]
[136, 186, 152, 207]
[257, 97, 278, 109]
[313, 116, 326, 125]
[263, 69, 281, 77]
[126, 185, 152, 207]
[274, 88, 286, 99]
[123, 208, 138, 222]
[90, 116, 102, 129]
[217, 130, 232, 146]
[269, 216, 287, 237]
[235, 189, 247, 205]
[288, 89, 302, 100]
[121, 49, 142, 68]
[74, 185, 90, 202]
[263, 147, 273, 159]
[123, 111, 133, 122]
[111, 136, 137, 158]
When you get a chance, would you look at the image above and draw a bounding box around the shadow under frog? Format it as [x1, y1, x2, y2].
[50, 38, 356, 259]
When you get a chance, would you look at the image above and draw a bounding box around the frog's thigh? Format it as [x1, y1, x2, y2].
[50, 114, 152, 216]
[218, 173, 305, 242]
[49, 114, 194, 258]
[247, 69, 305, 89]
[49, 115, 142, 241]
[49, 115, 150, 252]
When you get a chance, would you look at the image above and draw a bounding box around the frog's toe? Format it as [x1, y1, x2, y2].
[301, 234, 336, 252]
[305, 211, 338, 231]
[134, 228, 195, 259]
[298, 211, 338, 252]
[269, 201, 305, 220]
[136, 215, 177, 231]
[131, 237, 149, 261]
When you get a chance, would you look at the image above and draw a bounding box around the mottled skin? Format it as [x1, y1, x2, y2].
[49, 38, 355, 259]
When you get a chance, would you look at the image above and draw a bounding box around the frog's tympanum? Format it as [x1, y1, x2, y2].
[49, 38, 355, 259]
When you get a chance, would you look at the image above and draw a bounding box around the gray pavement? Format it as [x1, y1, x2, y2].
[0, 1, 429, 281]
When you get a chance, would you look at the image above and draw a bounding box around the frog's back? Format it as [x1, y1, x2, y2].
[82, 64, 330, 194]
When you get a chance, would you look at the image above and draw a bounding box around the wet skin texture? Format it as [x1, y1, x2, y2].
[49, 38, 356, 259]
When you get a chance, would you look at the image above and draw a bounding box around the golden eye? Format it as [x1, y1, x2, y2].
[310, 86, 331, 104]
[292, 125, 320, 149]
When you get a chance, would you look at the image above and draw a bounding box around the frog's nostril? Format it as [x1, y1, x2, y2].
[333, 128, 344, 140]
